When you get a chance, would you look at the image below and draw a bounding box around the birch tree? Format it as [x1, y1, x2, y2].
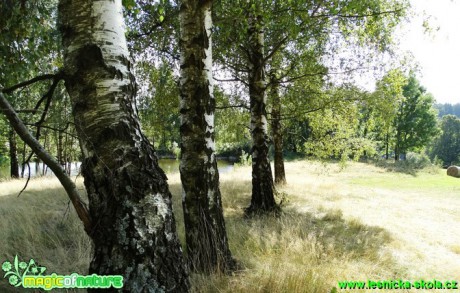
[214, 0, 409, 209]
[58, 0, 189, 291]
[244, 1, 280, 215]
[178, 0, 235, 273]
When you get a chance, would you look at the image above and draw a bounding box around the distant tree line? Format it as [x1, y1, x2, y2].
[428, 115, 460, 166]
[435, 103, 460, 118]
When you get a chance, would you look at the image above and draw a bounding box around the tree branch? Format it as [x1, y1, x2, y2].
[15, 109, 45, 114]
[263, 35, 289, 66]
[34, 72, 64, 113]
[0, 91, 92, 234]
[216, 103, 250, 110]
[2, 74, 56, 94]
[34, 77, 61, 137]
[312, 9, 405, 19]
[24, 122, 78, 139]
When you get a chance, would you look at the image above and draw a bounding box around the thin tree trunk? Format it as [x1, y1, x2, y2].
[269, 71, 286, 185]
[35, 157, 40, 176]
[245, 4, 280, 216]
[8, 128, 19, 178]
[179, 0, 235, 273]
[58, 0, 189, 291]
[58, 130, 64, 165]
[63, 131, 70, 174]
[394, 131, 400, 161]
[40, 133, 48, 175]
[21, 141, 26, 177]
[385, 133, 389, 160]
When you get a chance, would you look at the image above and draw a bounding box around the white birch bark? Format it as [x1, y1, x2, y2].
[246, 2, 280, 215]
[179, 0, 235, 272]
[58, 0, 189, 291]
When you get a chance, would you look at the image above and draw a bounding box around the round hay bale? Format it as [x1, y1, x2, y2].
[447, 166, 460, 178]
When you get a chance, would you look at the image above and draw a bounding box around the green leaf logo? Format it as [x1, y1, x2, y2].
[2, 255, 47, 288]
[1, 261, 12, 272]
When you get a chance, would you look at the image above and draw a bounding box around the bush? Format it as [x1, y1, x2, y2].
[235, 150, 252, 167]
[0, 156, 9, 167]
[371, 152, 436, 174]
[405, 152, 432, 169]
[216, 141, 251, 158]
[171, 141, 180, 160]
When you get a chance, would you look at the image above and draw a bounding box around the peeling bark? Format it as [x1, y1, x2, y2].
[245, 6, 280, 216]
[58, 0, 189, 291]
[179, 0, 235, 273]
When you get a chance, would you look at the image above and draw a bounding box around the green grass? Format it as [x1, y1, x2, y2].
[348, 168, 460, 191]
[0, 161, 459, 292]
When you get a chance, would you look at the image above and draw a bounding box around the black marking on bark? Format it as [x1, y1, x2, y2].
[77, 44, 105, 71]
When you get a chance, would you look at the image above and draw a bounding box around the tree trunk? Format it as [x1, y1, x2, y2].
[40, 132, 48, 176]
[385, 133, 389, 160]
[57, 130, 64, 165]
[179, 0, 235, 273]
[269, 71, 286, 185]
[394, 127, 399, 161]
[8, 128, 19, 178]
[245, 4, 280, 216]
[58, 0, 189, 291]
[21, 141, 26, 177]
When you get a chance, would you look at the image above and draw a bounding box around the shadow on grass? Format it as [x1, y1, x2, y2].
[231, 207, 390, 261]
[168, 179, 393, 292]
[366, 159, 424, 176]
[169, 178, 391, 263]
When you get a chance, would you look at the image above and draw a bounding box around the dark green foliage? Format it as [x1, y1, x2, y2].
[393, 75, 439, 160]
[214, 89, 252, 158]
[372, 152, 434, 175]
[136, 62, 180, 153]
[435, 103, 460, 118]
[429, 115, 460, 166]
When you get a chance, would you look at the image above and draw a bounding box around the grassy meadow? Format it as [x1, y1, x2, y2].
[0, 160, 459, 292]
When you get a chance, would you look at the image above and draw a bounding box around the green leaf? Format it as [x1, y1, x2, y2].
[4, 271, 16, 278]
[159, 15, 164, 22]
[13, 255, 18, 274]
[122, 0, 135, 9]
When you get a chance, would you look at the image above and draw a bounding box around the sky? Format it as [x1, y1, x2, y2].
[398, 0, 460, 104]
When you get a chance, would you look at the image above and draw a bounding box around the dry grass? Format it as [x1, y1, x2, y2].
[0, 160, 459, 292]
[0, 177, 90, 292]
[280, 161, 460, 281]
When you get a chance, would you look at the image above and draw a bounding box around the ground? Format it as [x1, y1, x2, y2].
[280, 161, 460, 283]
[0, 160, 459, 292]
